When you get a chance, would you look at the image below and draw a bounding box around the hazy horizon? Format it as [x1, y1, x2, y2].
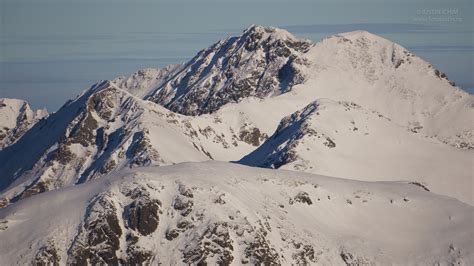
[1, 0, 472, 111]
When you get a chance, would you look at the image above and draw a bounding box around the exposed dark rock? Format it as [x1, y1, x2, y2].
[88, 88, 118, 121]
[99, 159, 117, 174]
[409, 182, 430, 192]
[126, 196, 161, 236]
[245, 230, 280, 265]
[340, 249, 370, 266]
[239, 127, 267, 147]
[0, 198, 8, 209]
[147, 26, 311, 115]
[271, 149, 298, 169]
[20, 180, 49, 199]
[124, 246, 153, 265]
[214, 193, 226, 205]
[290, 192, 313, 205]
[127, 131, 161, 167]
[34, 242, 60, 266]
[67, 194, 122, 265]
[183, 222, 234, 265]
[173, 195, 194, 216]
[324, 137, 336, 148]
[177, 220, 192, 229]
[53, 144, 75, 165]
[68, 113, 98, 147]
[292, 243, 317, 264]
[0, 220, 8, 230]
[165, 228, 180, 241]
[178, 183, 194, 198]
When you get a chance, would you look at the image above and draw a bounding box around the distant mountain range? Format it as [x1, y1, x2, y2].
[0, 25, 472, 265]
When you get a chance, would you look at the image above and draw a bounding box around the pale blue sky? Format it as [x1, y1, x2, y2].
[1, 0, 472, 111]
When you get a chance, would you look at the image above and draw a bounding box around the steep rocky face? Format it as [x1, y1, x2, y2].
[147, 25, 312, 115]
[0, 98, 47, 149]
[0, 82, 167, 205]
[68, 193, 123, 265]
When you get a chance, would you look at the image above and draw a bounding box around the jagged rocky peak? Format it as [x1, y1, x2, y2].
[0, 81, 165, 205]
[147, 25, 313, 115]
[0, 98, 48, 149]
[48, 82, 164, 176]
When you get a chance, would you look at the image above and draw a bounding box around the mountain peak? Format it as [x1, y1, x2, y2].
[146, 25, 312, 115]
[338, 30, 376, 38]
[241, 24, 298, 41]
[0, 98, 48, 149]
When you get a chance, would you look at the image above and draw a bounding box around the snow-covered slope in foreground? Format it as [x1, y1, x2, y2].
[0, 162, 472, 265]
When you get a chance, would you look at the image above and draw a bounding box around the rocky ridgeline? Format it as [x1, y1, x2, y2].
[0, 79, 273, 208]
[0, 98, 48, 149]
[0, 82, 165, 204]
[240, 100, 339, 169]
[147, 25, 312, 115]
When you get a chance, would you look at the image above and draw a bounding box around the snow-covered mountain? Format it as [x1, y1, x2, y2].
[0, 80, 269, 206]
[0, 98, 47, 149]
[300, 31, 472, 150]
[115, 25, 472, 150]
[1, 162, 473, 265]
[0, 25, 473, 265]
[239, 99, 473, 204]
[146, 25, 312, 115]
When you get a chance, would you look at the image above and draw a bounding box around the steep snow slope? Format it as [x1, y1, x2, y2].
[0, 82, 266, 207]
[240, 99, 473, 205]
[299, 31, 473, 149]
[0, 98, 47, 149]
[0, 162, 472, 265]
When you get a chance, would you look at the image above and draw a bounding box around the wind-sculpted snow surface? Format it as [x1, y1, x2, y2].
[0, 162, 473, 265]
[239, 99, 473, 205]
[300, 31, 474, 150]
